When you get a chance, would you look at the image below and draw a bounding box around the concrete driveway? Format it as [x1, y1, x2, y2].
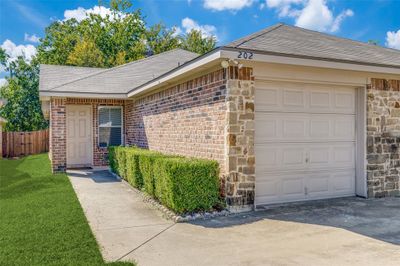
[68, 170, 400, 266]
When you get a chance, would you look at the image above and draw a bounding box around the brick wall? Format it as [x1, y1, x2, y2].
[367, 78, 400, 197]
[50, 98, 66, 172]
[126, 69, 227, 171]
[49, 97, 128, 172]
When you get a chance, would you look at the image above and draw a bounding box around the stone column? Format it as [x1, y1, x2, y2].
[366, 79, 400, 197]
[224, 67, 255, 211]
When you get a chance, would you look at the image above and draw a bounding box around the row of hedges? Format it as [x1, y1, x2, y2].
[108, 146, 221, 214]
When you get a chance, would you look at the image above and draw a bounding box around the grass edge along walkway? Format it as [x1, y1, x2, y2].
[0, 153, 135, 266]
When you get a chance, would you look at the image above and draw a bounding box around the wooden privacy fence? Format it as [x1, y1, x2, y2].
[2, 129, 49, 158]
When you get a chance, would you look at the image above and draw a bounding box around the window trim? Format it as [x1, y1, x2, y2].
[98, 106, 123, 148]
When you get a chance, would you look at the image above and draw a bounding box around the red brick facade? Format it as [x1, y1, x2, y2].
[126, 69, 227, 170]
[50, 98, 128, 172]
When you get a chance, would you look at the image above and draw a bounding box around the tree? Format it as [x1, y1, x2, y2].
[179, 30, 217, 55]
[37, 6, 147, 67]
[0, 57, 47, 131]
[37, 1, 216, 68]
[67, 39, 105, 67]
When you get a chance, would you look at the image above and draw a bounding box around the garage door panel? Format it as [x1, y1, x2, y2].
[255, 82, 356, 114]
[256, 143, 355, 173]
[256, 171, 355, 205]
[256, 113, 355, 143]
[332, 170, 355, 192]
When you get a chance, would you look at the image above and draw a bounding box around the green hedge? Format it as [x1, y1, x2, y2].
[108, 146, 220, 213]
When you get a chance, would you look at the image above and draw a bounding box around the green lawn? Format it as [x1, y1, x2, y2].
[0, 154, 134, 266]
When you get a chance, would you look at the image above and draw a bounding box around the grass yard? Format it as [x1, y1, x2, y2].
[0, 154, 134, 266]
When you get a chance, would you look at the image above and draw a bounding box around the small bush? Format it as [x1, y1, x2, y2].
[139, 152, 165, 197]
[125, 150, 143, 189]
[108, 146, 220, 214]
[154, 157, 220, 213]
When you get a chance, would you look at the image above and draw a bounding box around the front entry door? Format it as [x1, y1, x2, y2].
[66, 105, 92, 167]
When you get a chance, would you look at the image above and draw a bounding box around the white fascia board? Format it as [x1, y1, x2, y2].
[40, 91, 127, 99]
[127, 50, 222, 98]
[220, 49, 400, 75]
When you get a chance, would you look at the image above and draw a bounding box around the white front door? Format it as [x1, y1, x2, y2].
[255, 81, 356, 205]
[66, 105, 92, 167]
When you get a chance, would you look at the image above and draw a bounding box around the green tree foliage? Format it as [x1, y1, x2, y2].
[179, 30, 217, 55]
[37, 9, 147, 67]
[37, 1, 216, 68]
[0, 57, 47, 131]
[66, 39, 105, 67]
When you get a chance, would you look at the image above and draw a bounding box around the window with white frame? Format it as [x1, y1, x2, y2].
[98, 106, 123, 147]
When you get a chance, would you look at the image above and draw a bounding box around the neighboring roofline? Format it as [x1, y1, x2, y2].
[40, 64, 104, 70]
[41, 48, 198, 92]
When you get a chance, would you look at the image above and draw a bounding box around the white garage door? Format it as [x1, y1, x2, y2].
[255, 81, 356, 205]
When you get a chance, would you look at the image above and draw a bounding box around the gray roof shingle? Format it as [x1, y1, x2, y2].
[40, 48, 199, 94]
[39, 65, 103, 91]
[226, 23, 400, 68]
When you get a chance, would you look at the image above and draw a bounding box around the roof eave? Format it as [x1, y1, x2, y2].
[221, 47, 400, 75]
[127, 48, 223, 98]
[39, 90, 128, 99]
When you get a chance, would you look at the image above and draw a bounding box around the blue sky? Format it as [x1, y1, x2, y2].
[0, 0, 400, 82]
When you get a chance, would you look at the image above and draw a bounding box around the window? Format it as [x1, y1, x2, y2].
[98, 106, 123, 147]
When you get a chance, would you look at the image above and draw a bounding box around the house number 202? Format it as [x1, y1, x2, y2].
[237, 51, 253, 59]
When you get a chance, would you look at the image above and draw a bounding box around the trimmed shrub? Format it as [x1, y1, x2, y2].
[139, 152, 165, 197]
[108, 146, 117, 173]
[154, 157, 220, 213]
[125, 149, 143, 189]
[108, 146, 220, 214]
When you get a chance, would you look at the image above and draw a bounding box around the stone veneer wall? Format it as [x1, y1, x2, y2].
[50, 97, 128, 172]
[224, 68, 255, 210]
[367, 78, 400, 197]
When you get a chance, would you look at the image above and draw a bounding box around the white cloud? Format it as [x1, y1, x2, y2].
[63, 5, 125, 22]
[266, 0, 303, 17]
[386, 30, 400, 49]
[178, 17, 218, 39]
[265, 0, 353, 32]
[203, 0, 254, 11]
[1, 40, 37, 62]
[24, 33, 40, 43]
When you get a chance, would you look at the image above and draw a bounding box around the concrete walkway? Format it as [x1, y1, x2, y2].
[68, 170, 400, 266]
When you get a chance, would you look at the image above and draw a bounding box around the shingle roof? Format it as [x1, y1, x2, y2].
[39, 65, 103, 91]
[226, 23, 400, 68]
[39, 49, 199, 94]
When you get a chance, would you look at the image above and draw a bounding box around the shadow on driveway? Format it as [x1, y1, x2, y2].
[191, 197, 400, 245]
[67, 169, 121, 183]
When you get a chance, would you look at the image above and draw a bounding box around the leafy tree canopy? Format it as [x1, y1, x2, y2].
[0, 56, 47, 131]
[37, 0, 216, 67]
